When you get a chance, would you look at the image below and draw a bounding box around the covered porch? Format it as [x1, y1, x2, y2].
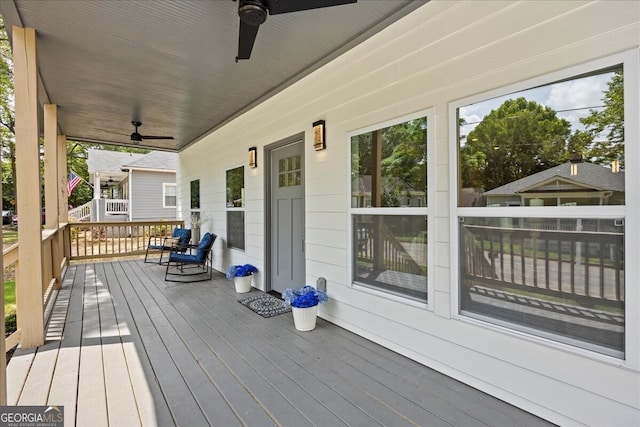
[7, 258, 550, 426]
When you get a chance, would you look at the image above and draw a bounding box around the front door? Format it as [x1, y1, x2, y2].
[270, 140, 305, 294]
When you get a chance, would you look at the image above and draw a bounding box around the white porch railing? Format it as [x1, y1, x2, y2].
[105, 199, 129, 215]
[68, 201, 92, 221]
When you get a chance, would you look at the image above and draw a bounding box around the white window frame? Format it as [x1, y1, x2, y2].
[449, 50, 639, 366]
[347, 108, 435, 309]
[225, 165, 246, 251]
[163, 183, 176, 208]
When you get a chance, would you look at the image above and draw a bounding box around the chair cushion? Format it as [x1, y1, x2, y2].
[174, 228, 192, 246]
[169, 253, 198, 263]
[195, 232, 214, 261]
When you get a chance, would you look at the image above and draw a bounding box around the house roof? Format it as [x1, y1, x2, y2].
[87, 149, 145, 175]
[483, 162, 625, 195]
[0, 0, 424, 152]
[87, 149, 177, 176]
[122, 151, 178, 172]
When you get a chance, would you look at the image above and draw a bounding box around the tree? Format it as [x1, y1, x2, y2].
[580, 70, 624, 165]
[461, 97, 571, 190]
[0, 21, 16, 210]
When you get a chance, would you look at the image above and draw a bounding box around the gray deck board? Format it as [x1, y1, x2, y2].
[7, 258, 555, 427]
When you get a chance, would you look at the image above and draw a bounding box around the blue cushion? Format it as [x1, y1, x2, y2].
[174, 228, 192, 246]
[196, 233, 213, 261]
[169, 253, 198, 263]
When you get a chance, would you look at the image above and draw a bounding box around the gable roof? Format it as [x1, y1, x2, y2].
[122, 151, 178, 172]
[483, 162, 624, 196]
[88, 149, 177, 175]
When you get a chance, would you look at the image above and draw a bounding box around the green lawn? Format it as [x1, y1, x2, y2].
[3, 229, 18, 246]
[4, 228, 18, 317]
[4, 280, 15, 314]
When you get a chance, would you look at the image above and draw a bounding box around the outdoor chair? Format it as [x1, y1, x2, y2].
[164, 232, 217, 282]
[144, 227, 192, 264]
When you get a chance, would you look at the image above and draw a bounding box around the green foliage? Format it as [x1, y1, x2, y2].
[5, 311, 16, 334]
[461, 97, 571, 190]
[580, 71, 624, 165]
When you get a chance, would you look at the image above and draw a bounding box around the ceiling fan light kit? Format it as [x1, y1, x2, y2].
[235, 0, 357, 61]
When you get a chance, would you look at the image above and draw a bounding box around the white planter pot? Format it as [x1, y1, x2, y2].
[233, 275, 253, 293]
[292, 305, 318, 331]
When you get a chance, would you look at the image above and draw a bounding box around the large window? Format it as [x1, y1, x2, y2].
[454, 57, 630, 358]
[350, 113, 430, 303]
[226, 166, 245, 250]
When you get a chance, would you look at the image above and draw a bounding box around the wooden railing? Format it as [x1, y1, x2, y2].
[460, 223, 624, 309]
[68, 201, 92, 221]
[105, 199, 128, 215]
[69, 220, 184, 260]
[4, 225, 67, 354]
[355, 222, 424, 276]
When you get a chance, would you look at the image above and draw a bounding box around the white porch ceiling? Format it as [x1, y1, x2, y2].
[1, 0, 425, 152]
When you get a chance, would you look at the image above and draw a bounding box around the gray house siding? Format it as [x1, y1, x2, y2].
[130, 171, 176, 221]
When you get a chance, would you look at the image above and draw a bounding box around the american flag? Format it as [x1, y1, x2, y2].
[66, 171, 83, 196]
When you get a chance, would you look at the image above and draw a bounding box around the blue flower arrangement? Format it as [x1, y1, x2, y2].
[226, 264, 258, 279]
[282, 285, 328, 308]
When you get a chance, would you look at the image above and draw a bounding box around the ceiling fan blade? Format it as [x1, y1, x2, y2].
[140, 135, 175, 140]
[266, 0, 356, 15]
[237, 20, 261, 61]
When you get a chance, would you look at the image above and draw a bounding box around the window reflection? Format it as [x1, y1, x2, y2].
[458, 68, 624, 207]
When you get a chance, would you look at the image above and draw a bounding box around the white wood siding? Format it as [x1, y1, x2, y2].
[179, 2, 640, 425]
[130, 171, 176, 221]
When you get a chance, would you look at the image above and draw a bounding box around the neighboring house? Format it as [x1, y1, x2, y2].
[86, 149, 178, 222]
[482, 161, 625, 207]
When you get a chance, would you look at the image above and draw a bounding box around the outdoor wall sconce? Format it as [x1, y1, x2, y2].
[248, 146, 257, 168]
[313, 120, 326, 151]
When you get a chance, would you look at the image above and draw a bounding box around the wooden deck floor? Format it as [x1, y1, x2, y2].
[7, 259, 554, 426]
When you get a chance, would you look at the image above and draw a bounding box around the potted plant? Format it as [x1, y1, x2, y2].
[282, 285, 328, 331]
[226, 264, 258, 293]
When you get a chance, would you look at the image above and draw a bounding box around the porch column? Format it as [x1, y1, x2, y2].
[0, 140, 5, 405]
[13, 26, 45, 348]
[44, 104, 58, 229]
[58, 134, 68, 223]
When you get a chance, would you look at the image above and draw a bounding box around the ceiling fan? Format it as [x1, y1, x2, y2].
[130, 121, 174, 143]
[235, 0, 357, 61]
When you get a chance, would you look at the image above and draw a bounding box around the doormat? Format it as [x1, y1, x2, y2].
[238, 294, 291, 318]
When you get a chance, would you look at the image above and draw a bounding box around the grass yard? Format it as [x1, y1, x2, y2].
[4, 280, 15, 315]
[3, 229, 17, 247]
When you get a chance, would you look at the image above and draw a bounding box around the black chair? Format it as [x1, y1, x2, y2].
[164, 232, 217, 282]
[145, 227, 192, 264]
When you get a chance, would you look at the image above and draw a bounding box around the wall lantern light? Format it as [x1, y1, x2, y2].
[248, 146, 257, 168]
[313, 120, 326, 151]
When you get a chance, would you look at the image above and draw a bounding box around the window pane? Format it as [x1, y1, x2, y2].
[458, 68, 624, 207]
[227, 211, 245, 250]
[164, 184, 176, 207]
[459, 216, 624, 357]
[226, 167, 244, 207]
[353, 214, 427, 302]
[351, 118, 427, 208]
[190, 180, 200, 209]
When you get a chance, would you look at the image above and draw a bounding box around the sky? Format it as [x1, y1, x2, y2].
[459, 71, 614, 144]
